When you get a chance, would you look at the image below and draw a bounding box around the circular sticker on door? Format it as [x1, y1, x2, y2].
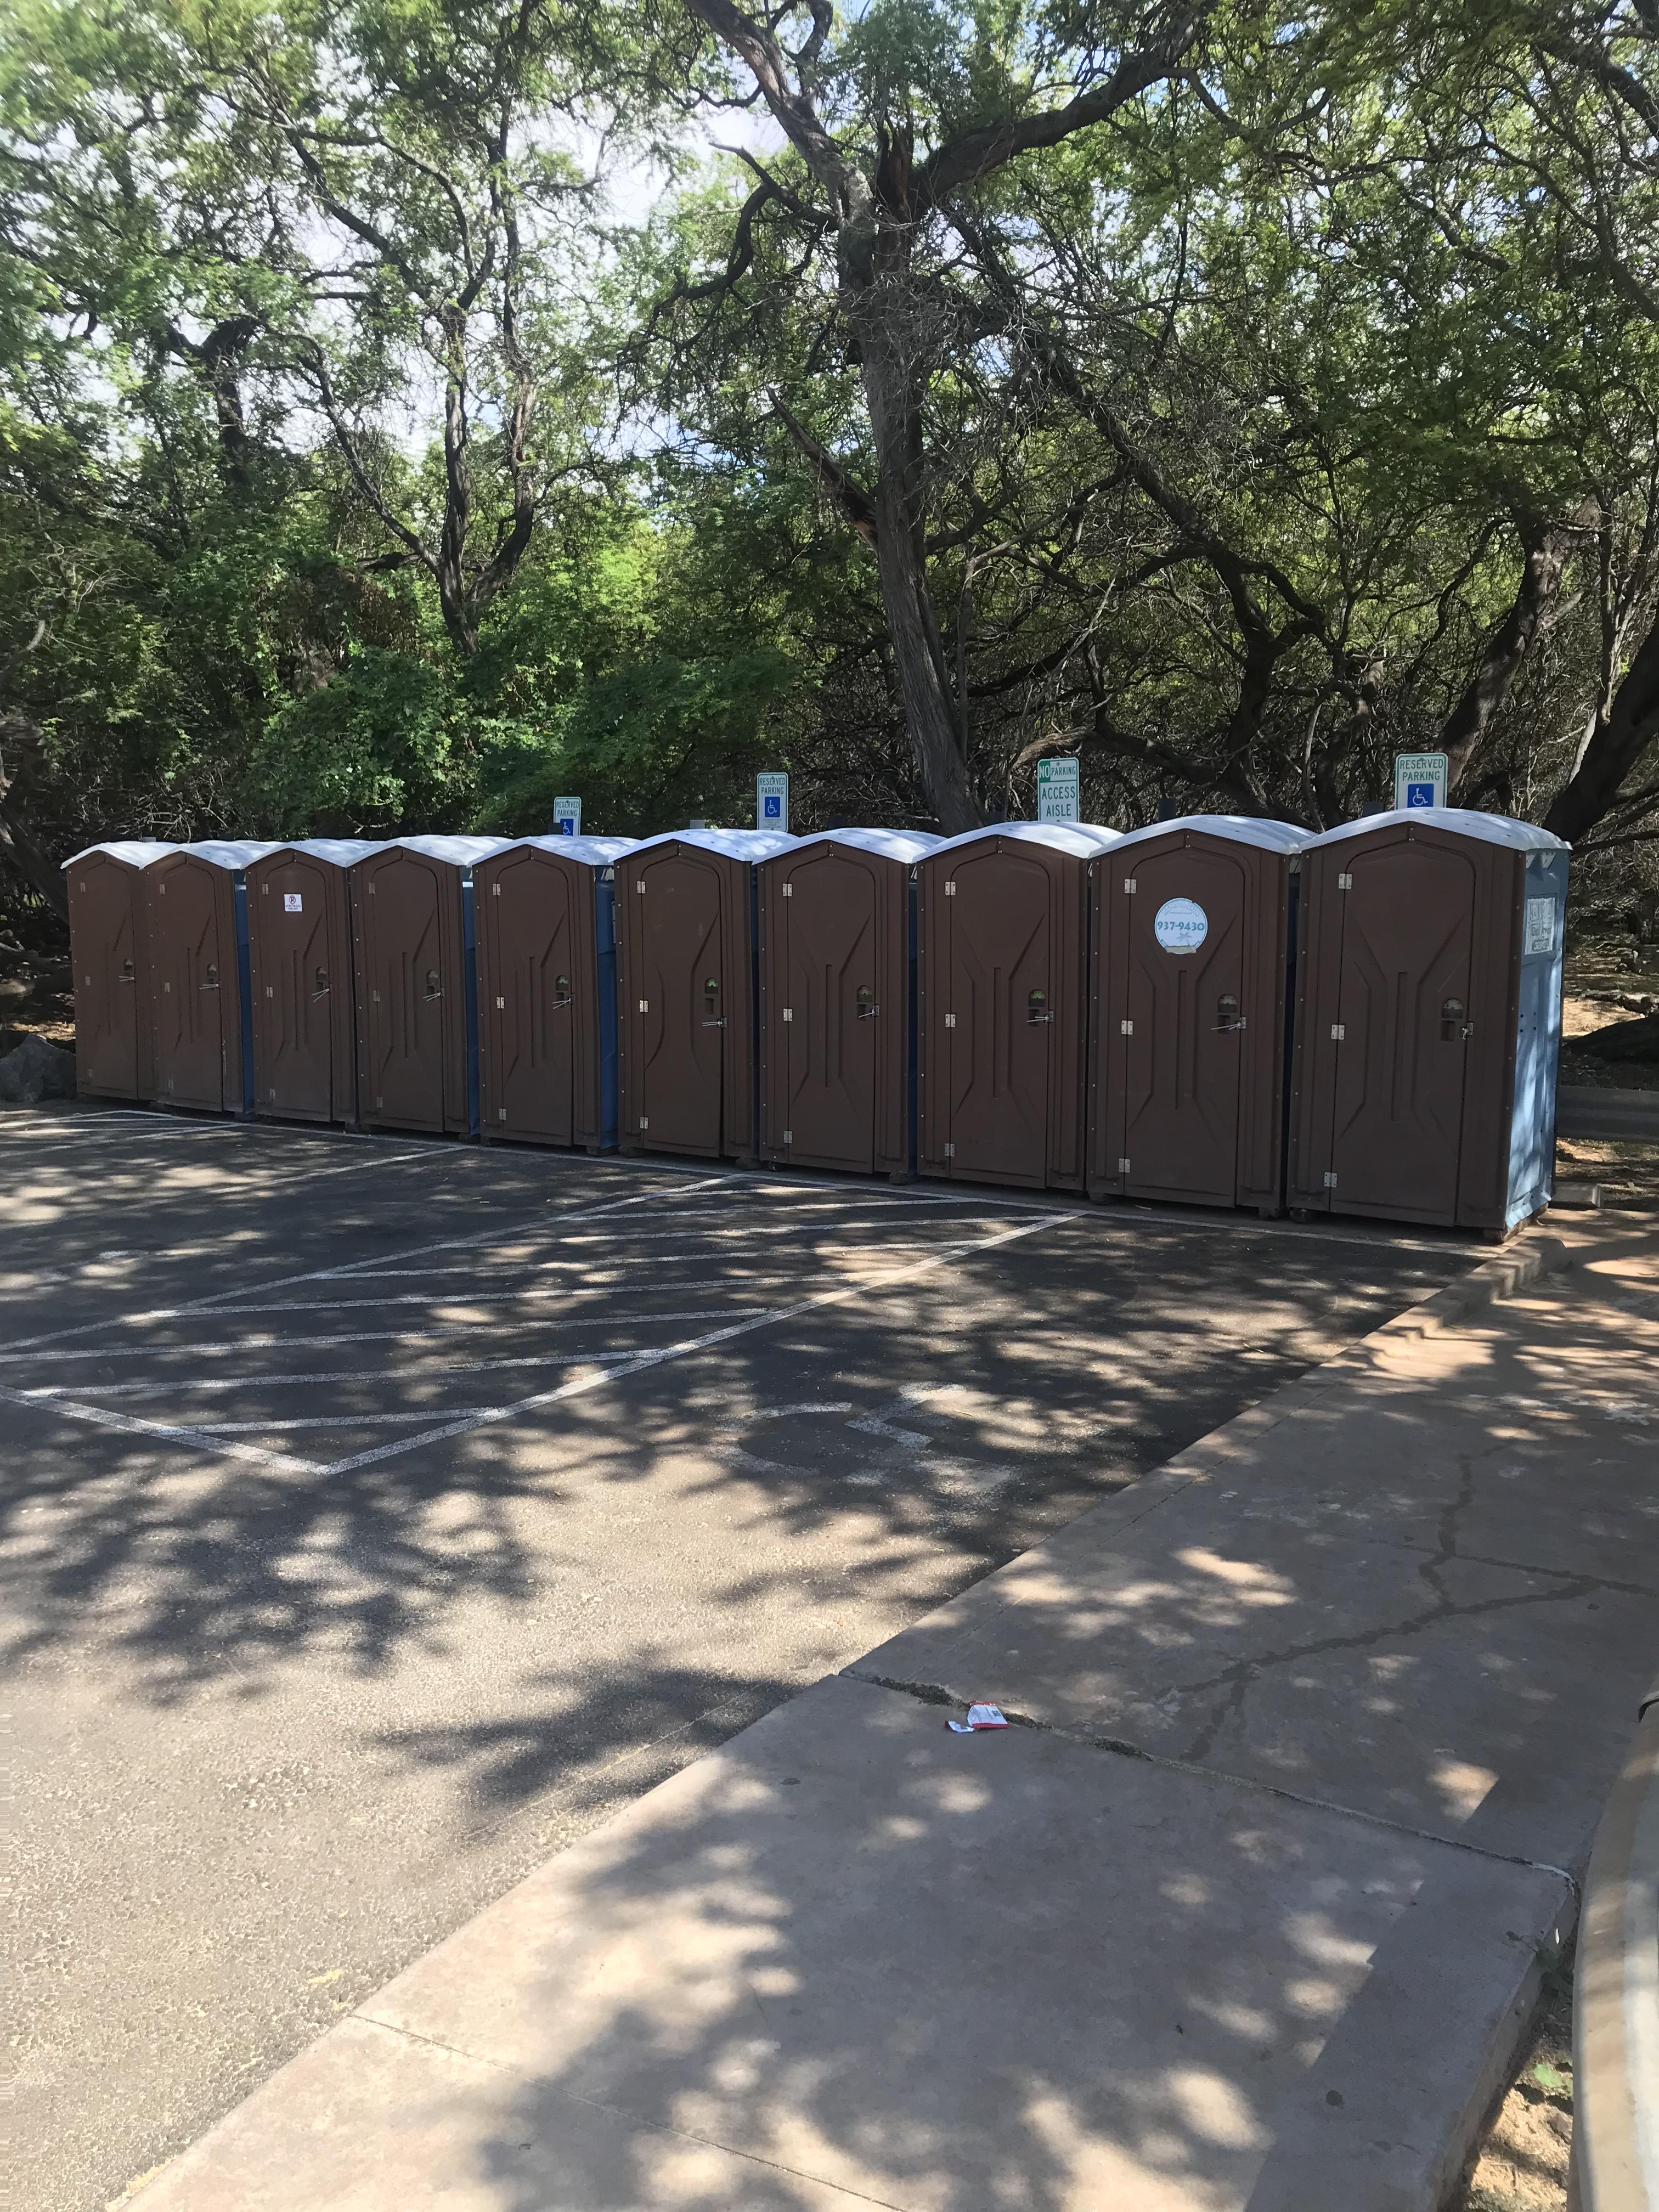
[1153, 896, 1208, 952]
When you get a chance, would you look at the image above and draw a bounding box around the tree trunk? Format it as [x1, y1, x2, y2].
[1441, 503, 1595, 795]
[1544, 607, 1659, 842]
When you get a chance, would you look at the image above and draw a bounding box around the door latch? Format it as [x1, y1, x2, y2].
[1027, 989, 1054, 1026]
[1214, 993, 1246, 1032]
[856, 986, 878, 1020]
[424, 969, 443, 1001]
[1441, 997, 1473, 1041]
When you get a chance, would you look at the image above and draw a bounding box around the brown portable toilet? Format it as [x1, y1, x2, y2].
[917, 821, 1121, 1190]
[146, 841, 278, 1114]
[616, 828, 797, 1163]
[1286, 807, 1569, 1232]
[64, 840, 174, 1102]
[246, 840, 380, 1124]
[1088, 815, 1305, 1214]
[473, 835, 636, 1151]
[350, 835, 511, 1137]
[756, 828, 939, 1178]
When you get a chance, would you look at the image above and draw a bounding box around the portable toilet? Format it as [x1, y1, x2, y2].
[1285, 808, 1568, 1232]
[1088, 815, 1305, 1214]
[246, 840, 381, 1125]
[473, 836, 637, 1151]
[755, 828, 941, 1178]
[146, 841, 278, 1114]
[917, 821, 1121, 1190]
[64, 841, 174, 1102]
[349, 836, 512, 1137]
[616, 827, 798, 1163]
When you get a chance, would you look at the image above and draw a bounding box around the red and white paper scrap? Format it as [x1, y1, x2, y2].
[946, 1703, 1009, 1733]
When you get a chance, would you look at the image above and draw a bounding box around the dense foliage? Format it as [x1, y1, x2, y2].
[2, 0, 1657, 935]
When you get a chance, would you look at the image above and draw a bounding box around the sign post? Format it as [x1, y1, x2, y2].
[551, 795, 582, 837]
[1392, 753, 1447, 812]
[757, 771, 789, 832]
[1036, 757, 1080, 824]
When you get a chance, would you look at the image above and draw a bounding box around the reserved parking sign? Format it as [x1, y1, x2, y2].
[1393, 753, 1447, 811]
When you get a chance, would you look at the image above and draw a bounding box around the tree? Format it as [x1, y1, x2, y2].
[652, 0, 1213, 830]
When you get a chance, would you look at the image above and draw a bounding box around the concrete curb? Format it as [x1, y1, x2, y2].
[1376, 1228, 1574, 1342]
[1570, 1676, 1659, 2212]
[1558, 1087, 1659, 1142]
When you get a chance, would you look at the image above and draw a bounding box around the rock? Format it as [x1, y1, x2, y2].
[1581, 1011, 1659, 1064]
[0, 1032, 77, 1103]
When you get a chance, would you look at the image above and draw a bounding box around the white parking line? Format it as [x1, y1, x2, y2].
[0, 1174, 733, 1356]
[0, 1380, 325, 1475]
[183, 1226, 994, 1318]
[18, 1328, 771, 1397]
[320, 1212, 1081, 1477]
[0, 1297, 809, 1367]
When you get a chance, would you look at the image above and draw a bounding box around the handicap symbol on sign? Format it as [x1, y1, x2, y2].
[1404, 782, 1436, 808]
[764, 794, 781, 818]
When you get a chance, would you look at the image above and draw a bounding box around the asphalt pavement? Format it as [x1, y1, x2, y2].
[1, 1104, 1478, 2212]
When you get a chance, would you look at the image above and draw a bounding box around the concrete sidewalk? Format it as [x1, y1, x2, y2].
[133, 1220, 1659, 2212]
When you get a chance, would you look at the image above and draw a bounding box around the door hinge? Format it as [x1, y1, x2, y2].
[269, 1087, 276, 1101]
[639, 1115, 649, 1130]
[492, 882, 501, 896]
[782, 1007, 793, 1022]
[366, 883, 375, 895]
[499, 1108, 507, 1122]
[1119, 1156, 1131, 1173]
[260, 883, 269, 896]
[495, 995, 505, 1009]
[944, 1142, 956, 1158]
[1337, 872, 1353, 890]
[781, 882, 792, 898]
[635, 880, 646, 894]
[1120, 1019, 1133, 1035]
[944, 879, 956, 896]
[782, 1130, 792, 1145]
[266, 985, 274, 998]
[1123, 877, 1137, 894]
[1330, 1023, 1345, 1041]
[944, 1012, 957, 1028]
[376, 1094, 383, 1108]
[372, 989, 381, 1003]
[639, 999, 648, 1013]
[1324, 1171, 1338, 1188]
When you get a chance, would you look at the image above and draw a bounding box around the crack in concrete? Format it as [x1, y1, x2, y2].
[1175, 1441, 1620, 1764]
[842, 1667, 1580, 1895]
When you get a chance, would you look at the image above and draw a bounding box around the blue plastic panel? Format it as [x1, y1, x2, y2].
[1505, 849, 1568, 1227]
[595, 876, 619, 1149]
[233, 878, 255, 1114]
[461, 878, 481, 1138]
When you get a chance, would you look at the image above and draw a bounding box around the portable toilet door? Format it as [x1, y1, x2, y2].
[350, 837, 509, 1136]
[757, 829, 940, 1178]
[474, 836, 637, 1150]
[1088, 816, 1305, 1213]
[246, 840, 377, 1124]
[917, 822, 1120, 1190]
[64, 842, 173, 1102]
[1286, 808, 1569, 1232]
[616, 828, 797, 1163]
[146, 842, 275, 1114]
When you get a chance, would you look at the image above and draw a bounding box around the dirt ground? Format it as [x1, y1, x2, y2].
[0, 938, 72, 1056]
[1560, 935, 1659, 1092]
[1455, 1954, 1575, 2212]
